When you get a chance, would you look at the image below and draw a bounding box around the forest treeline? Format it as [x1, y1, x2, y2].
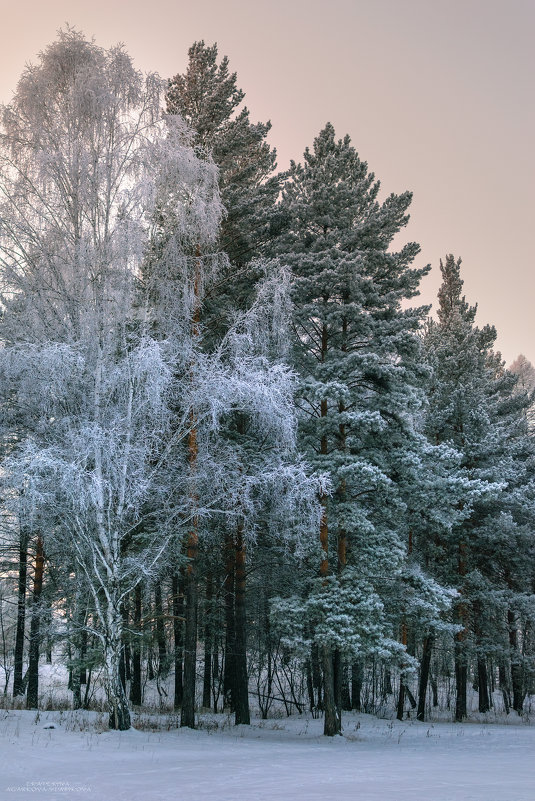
[0, 30, 534, 734]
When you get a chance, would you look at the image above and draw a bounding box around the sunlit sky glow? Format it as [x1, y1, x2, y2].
[0, 0, 533, 364]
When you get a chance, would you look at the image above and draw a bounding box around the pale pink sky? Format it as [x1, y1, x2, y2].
[0, 0, 533, 364]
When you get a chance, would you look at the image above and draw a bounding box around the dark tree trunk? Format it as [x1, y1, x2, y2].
[181, 553, 198, 728]
[396, 680, 406, 721]
[223, 533, 236, 710]
[155, 582, 167, 676]
[312, 643, 322, 709]
[123, 603, 131, 683]
[130, 585, 142, 706]
[234, 524, 250, 725]
[397, 621, 408, 720]
[430, 672, 438, 707]
[83, 668, 92, 710]
[202, 574, 213, 709]
[499, 660, 511, 715]
[417, 634, 434, 722]
[181, 266, 200, 729]
[80, 627, 88, 685]
[341, 663, 351, 711]
[147, 649, 155, 681]
[72, 605, 86, 710]
[306, 658, 315, 712]
[172, 571, 184, 709]
[26, 536, 44, 709]
[508, 609, 525, 714]
[454, 638, 468, 721]
[13, 533, 28, 698]
[477, 656, 490, 713]
[212, 644, 220, 713]
[351, 661, 363, 711]
[322, 645, 340, 735]
[119, 646, 126, 693]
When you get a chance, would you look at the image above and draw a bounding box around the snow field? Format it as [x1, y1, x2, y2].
[0, 709, 533, 801]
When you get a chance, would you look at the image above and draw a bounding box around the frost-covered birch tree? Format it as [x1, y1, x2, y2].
[0, 29, 224, 729]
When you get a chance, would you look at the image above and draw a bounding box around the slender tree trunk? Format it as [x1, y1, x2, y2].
[181, 252, 201, 729]
[13, 532, 28, 697]
[341, 662, 351, 711]
[202, 574, 213, 709]
[181, 535, 198, 728]
[234, 522, 250, 725]
[155, 582, 167, 676]
[454, 638, 468, 721]
[397, 620, 408, 721]
[477, 656, 490, 713]
[172, 571, 184, 709]
[72, 603, 86, 710]
[351, 662, 363, 711]
[130, 584, 142, 706]
[80, 627, 87, 685]
[499, 659, 511, 715]
[312, 643, 322, 710]
[417, 633, 434, 722]
[26, 535, 44, 710]
[306, 658, 315, 711]
[455, 541, 468, 721]
[319, 436, 339, 735]
[430, 672, 438, 707]
[223, 533, 236, 710]
[508, 609, 525, 714]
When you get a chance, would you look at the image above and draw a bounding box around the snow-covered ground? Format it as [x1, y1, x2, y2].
[0, 708, 533, 801]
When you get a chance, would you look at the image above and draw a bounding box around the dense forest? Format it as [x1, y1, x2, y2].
[0, 29, 534, 735]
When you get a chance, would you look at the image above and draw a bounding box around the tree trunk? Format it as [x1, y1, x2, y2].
[181, 543, 198, 728]
[322, 644, 340, 735]
[106, 644, 131, 730]
[13, 532, 28, 697]
[396, 681, 406, 721]
[312, 643, 322, 709]
[234, 523, 250, 725]
[202, 574, 213, 709]
[397, 620, 408, 721]
[333, 648, 343, 715]
[318, 444, 339, 735]
[72, 603, 86, 710]
[130, 584, 142, 706]
[430, 672, 438, 707]
[306, 658, 315, 711]
[341, 663, 351, 711]
[454, 638, 468, 721]
[223, 533, 236, 710]
[181, 245, 201, 729]
[499, 659, 511, 715]
[508, 609, 525, 714]
[26, 535, 44, 710]
[455, 544, 468, 722]
[80, 627, 88, 685]
[172, 571, 184, 709]
[155, 582, 167, 676]
[351, 661, 363, 711]
[477, 656, 490, 713]
[417, 633, 434, 722]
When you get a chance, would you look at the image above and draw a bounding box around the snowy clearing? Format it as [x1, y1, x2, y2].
[0, 710, 533, 801]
